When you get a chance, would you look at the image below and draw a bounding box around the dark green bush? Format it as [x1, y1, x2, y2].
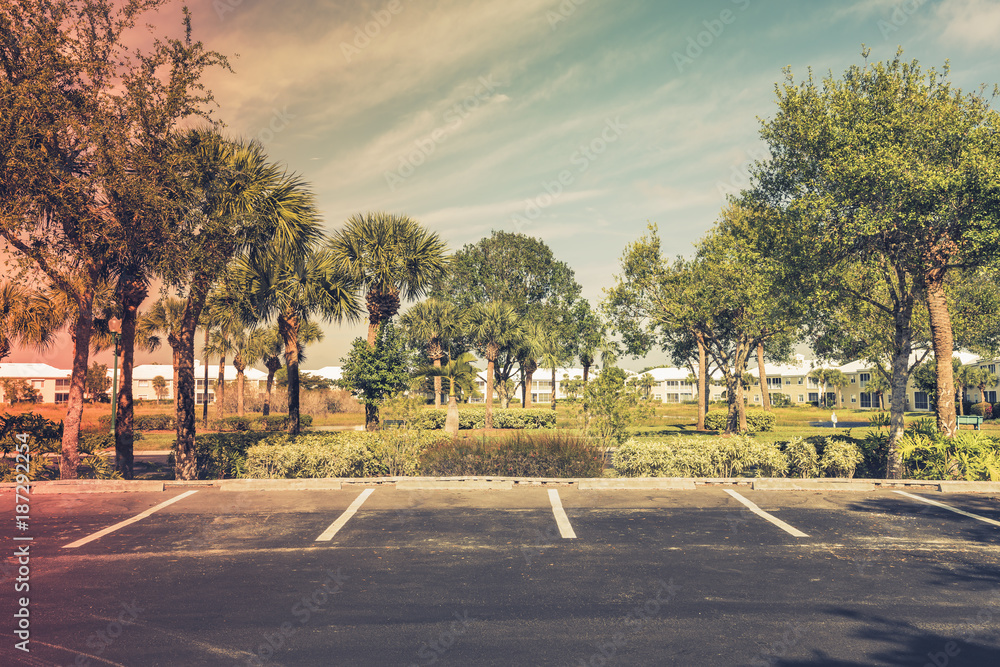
[703, 409, 776, 432]
[193, 432, 274, 479]
[970, 402, 992, 419]
[213, 416, 254, 432]
[410, 407, 556, 430]
[418, 432, 603, 477]
[99, 413, 174, 430]
[615, 436, 787, 477]
[1, 412, 62, 454]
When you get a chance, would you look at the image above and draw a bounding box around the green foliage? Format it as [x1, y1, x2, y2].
[0, 412, 62, 480]
[703, 410, 775, 432]
[583, 366, 650, 446]
[614, 436, 788, 478]
[418, 432, 603, 478]
[409, 408, 556, 430]
[857, 430, 891, 478]
[86, 362, 112, 401]
[243, 431, 445, 479]
[970, 402, 993, 419]
[211, 414, 314, 432]
[899, 431, 1000, 481]
[99, 413, 175, 430]
[339, 323, 410, 411]
[783, 438, 819, 478]
[184, 432, 275, 479]
[1, 378, 40, 405]
[819, 438, 864, 478]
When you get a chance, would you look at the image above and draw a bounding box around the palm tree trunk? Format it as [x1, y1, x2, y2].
[582, 363, 590, 384]
[550, 365, 557, 411]
[926, 271, 957, 437]
[202, 328, 210, 428]
[116, 276, 146, 479]
[236, 368, 246, 417]
[524, 367, 535, 409]
[61, 287, 96, 479]
[433, 357, 442, 408]
[174, 277, 211, 481]
[264, 358, 280, 417]
[485, 358, 495, 429]
[757, 342, 771, 412]
[217, 356, 226, 419]
[279, 311, 303, 435]
[445, 379, 459, 435]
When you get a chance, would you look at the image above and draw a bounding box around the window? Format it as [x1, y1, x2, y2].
[914, 392, 929, 410]
[798, 395, 804, 402]
[808, 377, 819, 387]
[753, 395, 760, 402]
[31, 379, 44, 388]
[767, 377, 782, 386]
[785, 379, 791, 385]
[851, 377, 856, 384]
[990, 365, 996, 374]
[138, 380, 149, 387]
[797, 378, 803, 385]
[859, 373, 870, 387]
[653, 394, 662, 401]
[55, 392, 69, 404]
[851, 396, 857, 403]
[56, 378, 71, 388]
[860, 393, 873, 408]
[665, 393, 680, 403]
[808, 392, 819, 403]
[987, 391, 997, 404]
[667, 380, 679, 387]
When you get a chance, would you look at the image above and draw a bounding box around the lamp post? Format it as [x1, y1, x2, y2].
[109, 317, 122, 436]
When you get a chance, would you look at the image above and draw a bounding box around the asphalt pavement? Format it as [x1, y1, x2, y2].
[2, 485, 999, 666]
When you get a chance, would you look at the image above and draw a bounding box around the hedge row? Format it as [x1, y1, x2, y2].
[614, 436, 864, 478]
[99, 413, 175, 430]
[243, 431, 446, 478]
[409, 407, 556, 430]
[212, 414, 314, 432]
[703, 410, 776, 432]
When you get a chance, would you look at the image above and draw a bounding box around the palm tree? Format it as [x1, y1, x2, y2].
[826, 369, 850, 408]
[204, 324, 237, 418]
[808, 368, 836, 408]
[228, 327, 272, 417]
[866, 371, 891, 411]
[401, 298, 463, 408]
[152, 376, 167, 402]
[538, 328, 567, 411]
[328, 212, 449, 347]
[0, 282, 64, 362]
[258, 320, 324, 417]
[954, 364, 978, 416]
[140, 298, 187, 411]
[466, 301, 522, 429]
[414, 352, 478, 435]
[972, 366, 999, 407]
[229, 246, 361, 434]
[514, 321, 546, 409]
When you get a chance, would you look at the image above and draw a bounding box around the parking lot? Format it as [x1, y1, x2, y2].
[3, 484, 999, 666]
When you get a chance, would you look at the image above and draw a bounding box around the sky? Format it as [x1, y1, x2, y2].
[9, 0, 1000, 372]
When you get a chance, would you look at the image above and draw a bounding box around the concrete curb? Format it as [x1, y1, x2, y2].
[4, 477, 998, 494]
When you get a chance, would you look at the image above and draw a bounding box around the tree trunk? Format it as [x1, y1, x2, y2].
[202, 328, 210, 428]
[550, 366, 557, 411]
[886, 288, 916, 479]
[757, 342, 771, 411]
[61, 288, 96, 479]
[582, 363, 590, 384]
[524, 366, 535, 409]
[279, 310, 302, 435]
[925, 271, 957, 437]
[445, 387, 459, 435]
[957, 386, 964, 416]
[174, 279, 210, 481]
[115, 277, 147, 479]
[696, 333, 707, 431]
[724, 372, 740, 434]
[263, 358, 280, 417]
[217, 355, 226, 419]
[433, 357, 442, 408]
[236, 368, 246, 417]
[485, 358, 495, 429]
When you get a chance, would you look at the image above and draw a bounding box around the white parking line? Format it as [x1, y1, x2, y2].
[548, 489, 577, 539]
[724, 489, 809, 538]
[893, 490, 1000, 527]
[63, 490, 199, 549]
[315, 488, 375, 542]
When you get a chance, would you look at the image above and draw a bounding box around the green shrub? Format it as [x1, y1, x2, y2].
[970, 402, 992, 419]
[410, 407, 556, 430]
[99, 413, 174, 430]
[857, 430, 890, 478]
[213, 416, 254, 432]
[615, 436, 787, 478]
[783, 438, 819, 478]
[819, 438, 864, 478]
[900, 431, 1000, 481]
[418, 432, 603, 478]
[194, 432, 273, 479]
[703, 410, 776, 432]
[243, 431, 445, 478]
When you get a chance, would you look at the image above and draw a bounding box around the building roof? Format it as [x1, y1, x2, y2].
[309, 366, 343, 382]
[0, 363, 71, 378]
